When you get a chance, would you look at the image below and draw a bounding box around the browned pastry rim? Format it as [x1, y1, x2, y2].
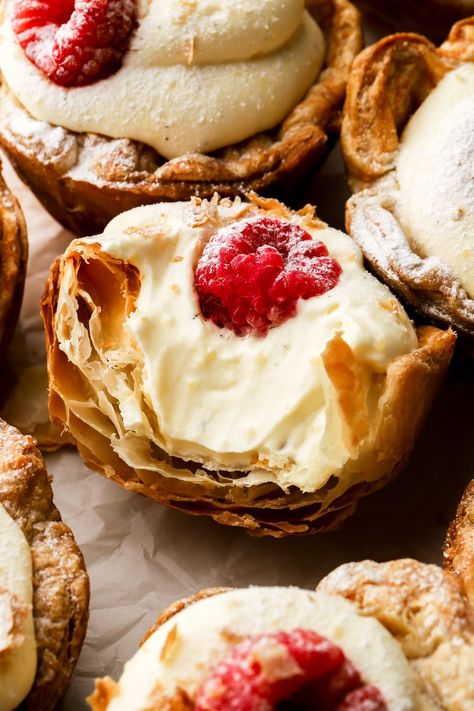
[317, 556, 474, 708]
[444, 478, 474, 609]
[0, 418, 90, 710]
[0, 159, 27, 364]
[0, 0, 362, 236]
[342, 19, 474, 342]
[41, 216, 456, 537]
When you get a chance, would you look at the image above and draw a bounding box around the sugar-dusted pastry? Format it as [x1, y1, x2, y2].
[0, 0, 362, 236]
[0, 159, 26, 365]
[0, 417, 89, 710]
[342, 17, 474, 344]
[87, 482, 474, 710]
[41, 194, 455, 536]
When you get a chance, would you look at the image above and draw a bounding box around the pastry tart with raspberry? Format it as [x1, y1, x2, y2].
[0, 159, 26, 365]
[41, 194, 455, 536]
[342, 18, 474, 344]
[87, 482, 474, 710]
[0, 0, 362, 236]
[0, 417, 89, 710]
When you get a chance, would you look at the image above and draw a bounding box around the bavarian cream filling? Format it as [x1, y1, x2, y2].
[54, 199, 417, 493]
[100, 587, 426, 711]
[0, 503, 36, 711]
[0, 0, 325, 160]
[396, 62, 474, 298]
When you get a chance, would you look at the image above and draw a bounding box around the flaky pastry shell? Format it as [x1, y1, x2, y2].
[0, 0, 362, 237]
[89, 484, 474, 709]
[342, 18, 474, 343]
[0, 158, 27, 365]
[41, 221, 455, 536]
[0, 418, 89, 710]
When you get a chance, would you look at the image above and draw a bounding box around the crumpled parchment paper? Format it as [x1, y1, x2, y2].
[1, 113, 473, 711]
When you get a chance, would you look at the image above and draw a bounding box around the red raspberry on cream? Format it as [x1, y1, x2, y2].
[195, 629, 386, 711]
[194, 217, 342, 336]
[11, 0, 136, 87]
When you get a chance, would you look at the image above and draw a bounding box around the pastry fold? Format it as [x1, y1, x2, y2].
[0, 418, 89, 710]
[342, 19, 474, 343]
[0, 0, 362, 236]
[41, 236, 455, 536]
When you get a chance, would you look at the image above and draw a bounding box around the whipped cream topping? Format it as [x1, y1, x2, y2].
[98, 587, 426, 711]
[0, 503, 36, 711]
[396, 62, 474, 298]
[55, 198, 417, 494]
[0, 0, 325, 159]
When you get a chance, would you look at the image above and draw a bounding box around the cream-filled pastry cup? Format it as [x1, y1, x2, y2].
[88, 483, 474, 710]
[342, 17, 474, 345]
[0, 418, 89, 710]
[0, 0, 362, 235]
[41, 194, 455, 536]
[88, 587, 433, 711]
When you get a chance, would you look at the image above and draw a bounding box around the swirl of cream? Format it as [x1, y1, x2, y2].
[0, 0, 325, 159]
[135, 0, 307, 65]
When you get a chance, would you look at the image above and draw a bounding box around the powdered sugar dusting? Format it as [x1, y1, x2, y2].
[396, 63, 474, 298]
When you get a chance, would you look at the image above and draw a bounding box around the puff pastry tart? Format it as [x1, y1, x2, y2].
[41, 194, 455, 536]
[0, 418, 89, 710]
[0, 158, 26, 365]
[88, 482, 474, 710]
[342, 18, 474, 344]
[0, 0, 362, 237]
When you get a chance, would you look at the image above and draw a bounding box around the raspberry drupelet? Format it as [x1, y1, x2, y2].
[194, 217, 342, 336]
[12, 0, 136, 87]
[195, 629, 387, 711]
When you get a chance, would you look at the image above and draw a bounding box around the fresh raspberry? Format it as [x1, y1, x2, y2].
[11, 0, 136, 87]
[194, 217, 342, 336]
[194, 629, 387, 711]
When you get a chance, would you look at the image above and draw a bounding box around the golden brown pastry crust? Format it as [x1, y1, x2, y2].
[0, 418, 89, 710]
[0, 0, 362, 236]
[0, 160, 27, 364]
[342, 19, 474, 342]
[444, 479, 474, 609]
[40, 203, 456, 537]
[317, 558, 474, 709]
